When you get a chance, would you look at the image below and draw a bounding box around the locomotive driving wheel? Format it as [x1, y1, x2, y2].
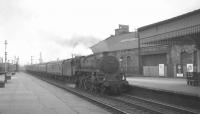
[83, 79, 88, 90]
[85, 80, 91, 90]
[100, 85, 106, 94]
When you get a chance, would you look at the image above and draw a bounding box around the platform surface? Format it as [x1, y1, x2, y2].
[0, 72, 110, 114]
[127, 77, 200, 97]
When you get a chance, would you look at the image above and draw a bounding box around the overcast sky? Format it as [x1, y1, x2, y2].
[0, 0, 200, 65]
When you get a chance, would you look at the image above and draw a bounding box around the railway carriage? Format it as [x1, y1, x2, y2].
[37, 63, 46, 75]
[62, 59, 75, 82]
[46, 61, 63, 79]
[32, 64, 38, 73]
[25, 52, 129, 94]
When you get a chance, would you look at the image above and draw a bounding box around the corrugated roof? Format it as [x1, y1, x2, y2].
[138, 9, 200, 31]
[91, 32, 138, 53]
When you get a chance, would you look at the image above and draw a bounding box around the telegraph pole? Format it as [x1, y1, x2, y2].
[4, 40, 7, 82]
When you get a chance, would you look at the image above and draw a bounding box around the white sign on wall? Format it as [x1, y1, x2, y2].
[159, 64, 165, 76]
[187, 64, 193, 72]
[176, 64, 183, 77]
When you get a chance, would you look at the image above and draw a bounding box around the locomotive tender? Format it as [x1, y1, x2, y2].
[26, 52, 129, 94]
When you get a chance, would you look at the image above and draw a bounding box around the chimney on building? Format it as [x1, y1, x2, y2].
[115, 24, 129, 36]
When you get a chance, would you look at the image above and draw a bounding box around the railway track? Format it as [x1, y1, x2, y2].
[41, 78, 155, 113]
[32, 75, 158, 114]
[30, 74, 199, 114]
[111, 94, 199, 114]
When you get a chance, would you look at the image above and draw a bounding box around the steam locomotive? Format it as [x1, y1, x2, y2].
[25, 52, 129, 94]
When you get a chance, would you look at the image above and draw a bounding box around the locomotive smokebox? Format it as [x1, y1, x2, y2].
[99, 56, 119, 74]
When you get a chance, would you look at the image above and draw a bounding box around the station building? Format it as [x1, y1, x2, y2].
[91, 25, 139, 75]
[91, 9, 200, 78]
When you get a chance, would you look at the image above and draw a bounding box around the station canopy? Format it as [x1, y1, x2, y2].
[141, 24, 200, 46]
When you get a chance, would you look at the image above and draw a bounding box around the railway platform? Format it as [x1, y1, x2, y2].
[0, 72, 110, 114]
[127, 76, 200, 98]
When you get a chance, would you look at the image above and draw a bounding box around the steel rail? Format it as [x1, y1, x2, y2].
[34, 75, 129, 114]
[121, 94, 199, 114]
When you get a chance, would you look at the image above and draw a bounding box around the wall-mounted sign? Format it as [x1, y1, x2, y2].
[159, 64, 165, 76]
[187, 64, 193, 72]
[176, 64, 183, 77]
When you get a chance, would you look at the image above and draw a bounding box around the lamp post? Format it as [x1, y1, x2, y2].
[137, 30, 141, 74]
[4, 40, 7, 82]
